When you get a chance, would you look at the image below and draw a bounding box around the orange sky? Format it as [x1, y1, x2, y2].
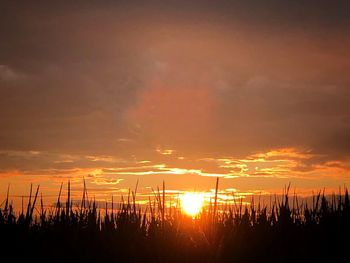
[1, 1, 350, 206]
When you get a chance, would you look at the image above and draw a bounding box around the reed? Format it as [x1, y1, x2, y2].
[0, 179, 349, 263]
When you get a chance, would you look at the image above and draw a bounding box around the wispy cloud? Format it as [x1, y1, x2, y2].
[200, 148, 350, 180]
[156, 146, 175, 156]
[102, 166, 227, 178]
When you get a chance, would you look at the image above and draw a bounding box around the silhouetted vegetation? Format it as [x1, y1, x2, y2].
[0, 180, 349, 263]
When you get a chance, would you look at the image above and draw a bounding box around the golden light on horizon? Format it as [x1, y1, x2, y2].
[179, 192, 205, 217]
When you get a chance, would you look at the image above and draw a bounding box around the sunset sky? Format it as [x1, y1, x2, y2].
[1, 1, 350, 204]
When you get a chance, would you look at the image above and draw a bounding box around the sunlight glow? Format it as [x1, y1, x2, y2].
[179, 192, 205, 217]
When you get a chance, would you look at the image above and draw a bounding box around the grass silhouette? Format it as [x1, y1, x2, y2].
[0, 179, 349, 262]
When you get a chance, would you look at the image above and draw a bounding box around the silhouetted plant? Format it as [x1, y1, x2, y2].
[0, 179, 349, 263]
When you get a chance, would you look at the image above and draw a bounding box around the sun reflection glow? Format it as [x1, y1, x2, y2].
[179, 192, 205, 217]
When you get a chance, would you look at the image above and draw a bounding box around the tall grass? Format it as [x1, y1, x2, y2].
[0, 179, 349, 263]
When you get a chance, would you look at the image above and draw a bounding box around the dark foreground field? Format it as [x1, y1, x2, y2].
[0, 182, 349, 263]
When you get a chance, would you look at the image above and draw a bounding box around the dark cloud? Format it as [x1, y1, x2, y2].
[0, 0, 349, 186]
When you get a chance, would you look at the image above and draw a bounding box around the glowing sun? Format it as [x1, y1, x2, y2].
[179, 192, 205, 217]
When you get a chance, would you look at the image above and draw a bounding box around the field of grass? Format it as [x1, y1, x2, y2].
[0, 179, 349, 263]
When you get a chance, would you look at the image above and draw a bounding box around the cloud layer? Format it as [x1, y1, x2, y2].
[0, 0, 350, 199]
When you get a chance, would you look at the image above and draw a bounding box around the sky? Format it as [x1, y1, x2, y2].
[1, 0, 350, 205]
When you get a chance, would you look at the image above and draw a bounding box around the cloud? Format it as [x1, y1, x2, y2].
[0, 1, 350, 197]
[0, 65, 19, 82]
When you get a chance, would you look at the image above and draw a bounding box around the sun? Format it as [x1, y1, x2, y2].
[179, 192, 205, 217]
